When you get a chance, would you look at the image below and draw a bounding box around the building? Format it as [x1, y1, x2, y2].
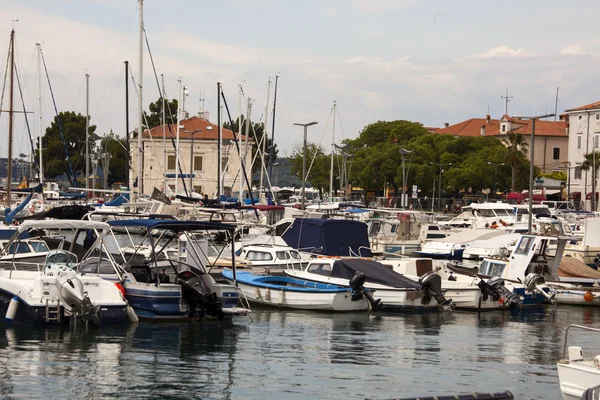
[565, 101, 600, 208]
[435, 114, 569, 174]
[129, 115, 253, 197]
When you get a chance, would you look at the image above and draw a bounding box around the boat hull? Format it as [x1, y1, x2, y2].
[557, 360, 600, 399]
[124, 283, 188, 320]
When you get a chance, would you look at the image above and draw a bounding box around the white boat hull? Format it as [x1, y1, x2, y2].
[231, 280, 369, 311]
[557, 360, 600, 399]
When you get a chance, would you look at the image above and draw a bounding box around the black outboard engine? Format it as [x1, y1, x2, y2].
[478, 276, 523, 306]
[177, 270, 225, 320]
[349, 271, 382, 311]
[419, 271, 453, 310]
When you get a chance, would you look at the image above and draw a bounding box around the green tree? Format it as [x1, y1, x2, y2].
[581, 151, 600, 211]
[38, 111, 97, 181]
[289, 143, 329, 196]
[502, 132, 529, 192]
[143, 97, 179, 129]
[539, 171, 568, 181]
[99, 132, 128, 186]
[224, 115, 278, 182]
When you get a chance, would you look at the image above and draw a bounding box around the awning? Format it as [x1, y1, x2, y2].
[586, 192, 599, 200]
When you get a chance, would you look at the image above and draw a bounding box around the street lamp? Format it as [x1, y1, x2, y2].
[430, 162, 452, 212]
[512, 113, 554, 232]
[293, 121, 318, 210]
[184, 129, 202, 194]
[487, 162, 505, 199]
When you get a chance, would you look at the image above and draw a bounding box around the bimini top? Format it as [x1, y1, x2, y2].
[107, 219, 235, 232]
[331, 258, 421, 290]
[282, 218, 372, 257]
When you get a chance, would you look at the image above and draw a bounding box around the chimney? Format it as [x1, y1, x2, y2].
[480, 124, 486, 136]
[486, 114, 491, 124]
[444, 122, 449, 128]
[198, 111, 210, 121]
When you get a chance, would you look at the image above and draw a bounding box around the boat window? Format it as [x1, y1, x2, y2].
[479, 260, 506, 276]
[478, 209, 495, 217]
[46, 251, 78, 267]
[515, 237, 535, 255]
[289, 250, 301, 260]
[307, 263, 332, 276]
[390, 225, 397, 233]
[6, 242, 31, 254]
[562, 224, 573, 234]
[276, 251, 296, 260]
[80, 258, 116, 274]
[369, 221, 381, 236]
[246, 251, 273, 261]
[29, 241, 49, 253]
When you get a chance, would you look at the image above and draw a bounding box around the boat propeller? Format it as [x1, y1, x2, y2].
[72, 295, 101, 326]
[349, 271, 383, 311]
[419, 271, 454, 310]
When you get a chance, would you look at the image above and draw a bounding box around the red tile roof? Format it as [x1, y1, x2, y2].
[435, 118, 501, 137]
[143, 116, 251, 141]
[435, 115, 567, 137]
[565, 101, 600, 112]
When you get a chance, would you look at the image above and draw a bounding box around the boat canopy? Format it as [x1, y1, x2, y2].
[282, 218, 372, 257]
[330, 258, 421, 289]
[17, 219, 111, 233]
[107, 219, 235, 233]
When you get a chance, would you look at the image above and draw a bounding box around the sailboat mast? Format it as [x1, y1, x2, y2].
[329, 100, 336, 200]
[6, 29, 15, 205]
[175, 79, 181, 196]
[85, 73, 90, 192]
[136, 0, 144, 197]
[162, 74, 166, 192]
[217, 82, 221, 199]
[268, 75, 278, 187]
[259, 77, 271, 202]
[125, 60, 130, 190]
[37, 43, 43, 185]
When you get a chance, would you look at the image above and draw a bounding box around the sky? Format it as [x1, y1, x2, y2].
[1, 0, 600, 161]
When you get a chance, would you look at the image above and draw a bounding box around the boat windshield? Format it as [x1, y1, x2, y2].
[479, 260, 506, 277]
[29, 241, 49, 253]
[46, 251, 78, 267]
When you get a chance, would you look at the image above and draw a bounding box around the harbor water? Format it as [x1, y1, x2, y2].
[0, 306, 597, 399]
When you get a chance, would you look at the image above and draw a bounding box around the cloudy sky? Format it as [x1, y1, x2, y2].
[1, 0, 599, 160]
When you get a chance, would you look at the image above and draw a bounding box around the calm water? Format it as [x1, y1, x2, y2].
[0, 306, 598, 399]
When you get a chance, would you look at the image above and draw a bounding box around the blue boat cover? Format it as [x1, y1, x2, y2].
[107, 219, 235, 232]
[282, 218, 372, 257]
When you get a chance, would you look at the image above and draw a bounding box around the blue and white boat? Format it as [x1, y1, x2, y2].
[222, 269, 375, 311]
[105, 219, 250, 320]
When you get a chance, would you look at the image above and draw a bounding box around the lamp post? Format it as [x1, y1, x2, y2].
[487, 162, 505, 199]
[293, 121, 318, 210]
[430, 162, 452, 212]
[184, 129, 201, 194]
[512, 113, 555, 232]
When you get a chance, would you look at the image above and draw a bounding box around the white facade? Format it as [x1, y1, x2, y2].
[565, 103, 600, 209]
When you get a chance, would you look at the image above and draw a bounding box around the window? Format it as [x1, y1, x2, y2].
[596, 114, 599, 120]
[577, 135, 582, 150]
[595, 134, 600, 149]
[30, 241, 49, 253]
[221, 157, 229, 172]
[553, 147, 560, 160]
[501, 125, 506, 133]
[246, 251, 273, 261]
[368, 221, 381, 236]
[193, 156, 203, 171]
[479, 260, 506, 277]
[193, 185, 203, 194]
[515, 236, 535, 255]
[579, 115, 583, 121]
[167, 155, 176, 170]
[307, 263, 332, 276]
[575, 166, 582, 180]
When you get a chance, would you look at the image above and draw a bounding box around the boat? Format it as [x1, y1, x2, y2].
[235, 243, 308, 272]
[221, 269, 375, 311]
[105, 219, 250, 320]
[414, 229, 510, 260]
[284, 257, 453, 312]
[0, 220, 132, 325]
[557, 324, 600, 399]
[461, 232, 521, 260]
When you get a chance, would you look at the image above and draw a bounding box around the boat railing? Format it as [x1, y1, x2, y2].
[562, 324, 600, 359]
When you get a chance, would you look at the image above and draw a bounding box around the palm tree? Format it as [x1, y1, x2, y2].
[502, 132, 528, 192]
[581, 150, 600, 211]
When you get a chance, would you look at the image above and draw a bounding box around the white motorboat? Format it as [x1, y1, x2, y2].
[557, 324, 600, 399]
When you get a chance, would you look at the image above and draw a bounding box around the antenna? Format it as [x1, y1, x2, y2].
[10, 19, 18, 29]
[501, 89, 513, 115]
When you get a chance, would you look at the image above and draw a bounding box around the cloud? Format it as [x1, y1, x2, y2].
[560, 44, 586, 55]
[470, 45, 528, 59]
[351, 0, 419, 13]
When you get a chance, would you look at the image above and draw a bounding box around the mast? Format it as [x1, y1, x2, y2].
[238, 84, 243, 201]
[6, 29, 15, 205]
[125, 61, 130, 190]
[268, 75, 278, 191]
[136, 0, 144, 198]
[162, 74, 166, 192]
[217, 82, 221, 199]
[175, 79, 182, 196]
[242, 98, 252, 202]
[329, 100, 336, 200]
[259, 77, 271, 202]
[37, 43, 43, 185]
[85, 73, 90, 192]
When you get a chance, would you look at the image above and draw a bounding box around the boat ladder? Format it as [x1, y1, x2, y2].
[45, 299, 61, 323]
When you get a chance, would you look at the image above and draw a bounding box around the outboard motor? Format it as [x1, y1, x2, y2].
[349, 271, 382, 311]
[419, 271, 453, 310]
[72, 295, 101, 326]
[523, 273, 556, 304]
[478, 276, 523, 306]
[177, 270, 225, 320]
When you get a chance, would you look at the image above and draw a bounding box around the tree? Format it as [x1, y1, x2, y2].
[143, 97, 179, 129]
[581, 151, 600, 211]
[224, 115, 278, 182]
[289, 143, 329, 196]
[502, 132, 529, 192]
[99, 132, 128, 186]
[38, 111, 97, 181]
